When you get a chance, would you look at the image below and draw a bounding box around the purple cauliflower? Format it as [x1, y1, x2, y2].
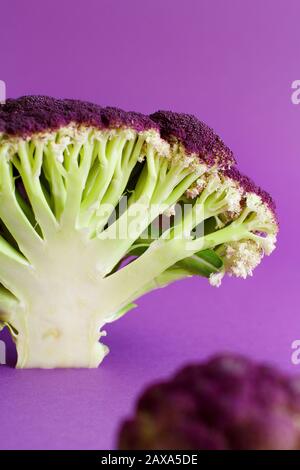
[0, 97, 278, 368]
[118, 354, 300, 450]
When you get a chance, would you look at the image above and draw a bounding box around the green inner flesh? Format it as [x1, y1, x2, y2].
[0, 127, 273, 368]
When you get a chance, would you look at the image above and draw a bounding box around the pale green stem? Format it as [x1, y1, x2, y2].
[79, 136, 127, 228]
[100, 238, 189, 316]
[61, 140, 94, 228]
[91, 155, 200, 275]
[0, 150, 45, 264]
[43, 144, 67, 220]
[130, 267, 192, 301]
[14, 142, 59, 239]
[100, 220, 250, 317]
[0, 237, 35, 298]
[0, 287, 22, 333]
[88, 136, 145, 234]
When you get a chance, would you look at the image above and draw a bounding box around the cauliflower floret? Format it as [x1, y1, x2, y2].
[221, 240, 263, 279]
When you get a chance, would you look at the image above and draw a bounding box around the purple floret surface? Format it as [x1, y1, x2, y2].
[0, 96, 277, 222]
[0, 97, 235, 171]
[224, 167, 277, 219]
[0, 96, 158, 137]
[150, 110, 235, 169]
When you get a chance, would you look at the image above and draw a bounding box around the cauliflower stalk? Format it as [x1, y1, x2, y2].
[0, 98, 278, 368]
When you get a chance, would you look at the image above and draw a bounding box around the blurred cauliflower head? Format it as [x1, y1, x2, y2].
[118, 354, 300, 450]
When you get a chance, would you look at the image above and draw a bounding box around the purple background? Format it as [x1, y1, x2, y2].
[0, 0, 299, 450]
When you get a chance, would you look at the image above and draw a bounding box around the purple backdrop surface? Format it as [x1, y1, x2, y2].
[0, 0, 299, 450]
